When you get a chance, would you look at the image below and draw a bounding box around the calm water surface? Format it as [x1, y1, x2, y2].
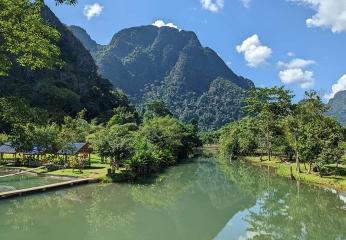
[0, 157, 346, 240]
[0, 172, 64, 192]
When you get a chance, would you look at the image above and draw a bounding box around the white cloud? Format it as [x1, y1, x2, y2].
[324, 74, 346, 100]
[288, 0, 346, 33]
[242, 0, 251, 8]
[278, 68, 314, 88]
[83, 3, 103, 20]
[200, 0, 224, 12]
[226, 61, 232, 65]
[152, 20, 179, 30]
[287, 52, 295, 57]
[236, 34, 272, 67]
[277, 58, 315, 69]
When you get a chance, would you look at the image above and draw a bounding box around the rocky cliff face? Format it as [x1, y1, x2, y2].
[68, 25, 98, 51]
[325, 90, 346, 125]
[71, 25, 254, 131]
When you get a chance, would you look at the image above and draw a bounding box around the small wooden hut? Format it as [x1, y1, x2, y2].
[0, 142, 18, 165]
[57, 142, 93, 166]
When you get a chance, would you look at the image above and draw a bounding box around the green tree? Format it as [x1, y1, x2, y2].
[0, 0, 64, 76]
[244, 86, 294, 161]
[295, 91, 342, 175]
[140, 116, 197, 160]
[145, 100, 173, 119]
[92, 124, 135, 172]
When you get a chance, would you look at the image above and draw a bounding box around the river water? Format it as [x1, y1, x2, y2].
[0, 157, 346, 240]
[0, 172, 64, 192]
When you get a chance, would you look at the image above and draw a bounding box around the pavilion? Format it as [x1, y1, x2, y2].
[57, 142, 93, 166]
[0, 142, 18, 165]
[23, 144, 46, 167]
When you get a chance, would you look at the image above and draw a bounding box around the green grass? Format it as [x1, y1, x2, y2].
[243, 156, 346, 191]
[0, 154, 119, 181]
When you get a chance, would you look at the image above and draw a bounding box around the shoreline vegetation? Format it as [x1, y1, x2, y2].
[0, 99, 201, 184]
[233, 156, 346, 191]
[217, 87, 346, 192]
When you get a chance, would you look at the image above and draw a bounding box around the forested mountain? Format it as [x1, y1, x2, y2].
[69, 25, 254, 131]
[326, 90, 346, 125]
[0, 6, 136, 123]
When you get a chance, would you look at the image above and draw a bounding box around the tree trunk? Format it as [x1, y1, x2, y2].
[335, 159, 339, 175]
[296, 151, 300, 173]
[308, 162, 312, 174]
[267, 119, 271, 161]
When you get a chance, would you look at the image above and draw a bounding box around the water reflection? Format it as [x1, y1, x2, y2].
[217, 159, 346, 240]
[1, 157, 346, 240]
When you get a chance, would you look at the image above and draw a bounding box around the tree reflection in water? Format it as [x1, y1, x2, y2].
[85, 184, 136, 232]
[216, 157, 346, 240]
[2, 189, 85, 231]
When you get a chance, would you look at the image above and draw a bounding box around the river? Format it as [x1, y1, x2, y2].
[0, 157, 346, 240]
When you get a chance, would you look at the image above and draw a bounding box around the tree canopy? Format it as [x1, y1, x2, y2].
[0, 0, 79, 76]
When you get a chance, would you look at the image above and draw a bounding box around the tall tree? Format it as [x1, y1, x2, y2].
[244, 86, 294, 161]
[295, 90, 343, 174]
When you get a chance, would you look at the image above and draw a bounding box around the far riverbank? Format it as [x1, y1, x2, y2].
[235, 156, 346, 191]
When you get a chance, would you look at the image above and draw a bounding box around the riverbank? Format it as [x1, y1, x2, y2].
[0, 153, 197, 183]
[241, 156, 346, 191]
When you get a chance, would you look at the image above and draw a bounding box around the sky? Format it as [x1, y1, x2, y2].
[46, 0, 346, 102]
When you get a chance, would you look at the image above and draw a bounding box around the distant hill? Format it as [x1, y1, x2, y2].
[326, 90, 346, 125]
[0, 6, 137, 123]
[70, 25, 254, 131]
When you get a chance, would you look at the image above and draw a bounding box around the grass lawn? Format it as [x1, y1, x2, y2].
[0, 154, 127, 181]
[243, 156, 346, 191]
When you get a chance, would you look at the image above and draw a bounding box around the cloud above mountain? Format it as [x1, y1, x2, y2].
[288, 0, 346, 33]
[152, 20, 179, 29]
[324, 75, 346, 100]
[279, 68, 314, 88]
[83, 3, 103, 20]
[277, 57, 315, 88]
[277, 58, 315, 69]
[200, 0, 224, 12]
[236, 34, 272, 67]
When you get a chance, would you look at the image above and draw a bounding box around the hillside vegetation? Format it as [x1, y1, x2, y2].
[326, 90, 346, 125]
[69, 25, 254, 131]
[0, 6, 137, 124]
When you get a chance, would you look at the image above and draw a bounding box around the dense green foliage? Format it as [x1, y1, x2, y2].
[0, 97, 199, 179]
[70, 25, 254, 131]
[219, 87, 345, 176]
[0, 0, 63, 76]
[91, 103, 200, 178]
[0, 5, 137, 123]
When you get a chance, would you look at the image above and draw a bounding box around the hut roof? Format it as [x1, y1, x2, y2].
[0, 142, 17, 154]
[57, 142, 88, 155]
[24, 144, 45, 155]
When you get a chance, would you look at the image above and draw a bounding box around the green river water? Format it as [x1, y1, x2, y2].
[0, 157, 346, 240]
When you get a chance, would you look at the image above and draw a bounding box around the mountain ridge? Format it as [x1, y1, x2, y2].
[69, 24, 254, 131]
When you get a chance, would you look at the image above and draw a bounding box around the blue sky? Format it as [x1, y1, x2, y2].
[46, 0, 346, 102]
